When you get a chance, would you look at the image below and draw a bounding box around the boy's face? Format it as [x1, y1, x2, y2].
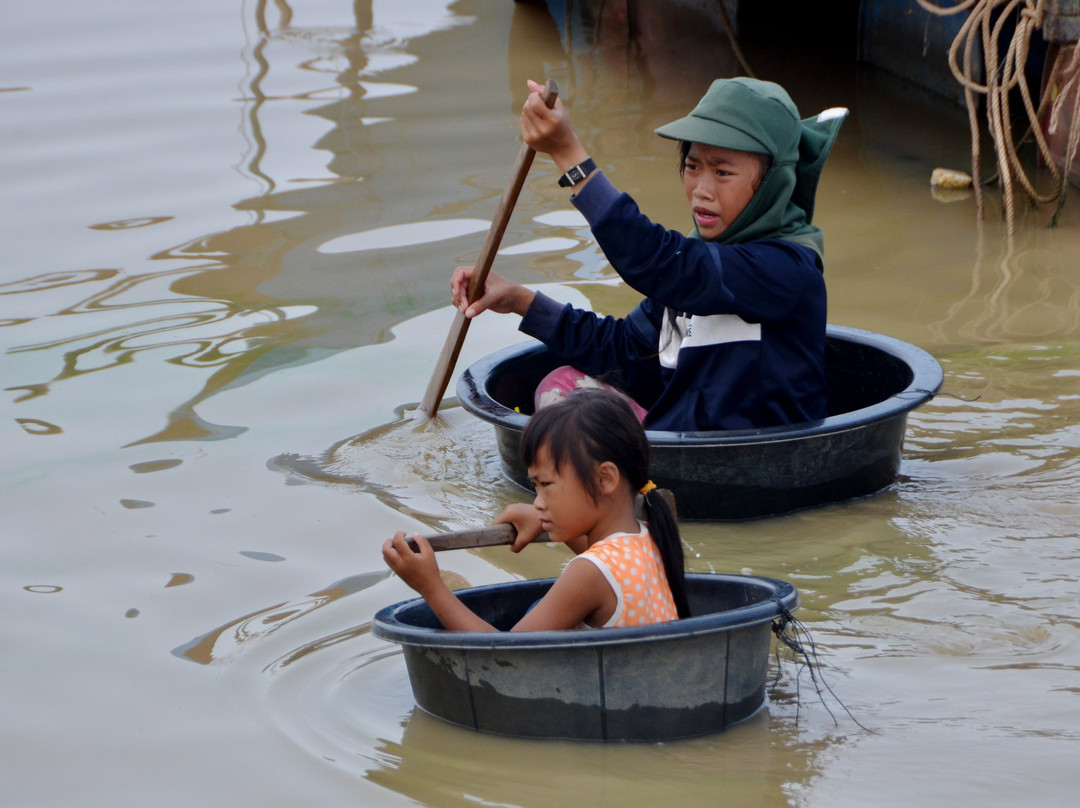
[682, 143, 764, 239]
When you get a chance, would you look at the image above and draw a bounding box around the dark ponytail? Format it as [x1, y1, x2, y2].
[640, 487, 690, 619]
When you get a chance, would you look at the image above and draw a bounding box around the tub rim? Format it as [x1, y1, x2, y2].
[371, 573, 799, 651]
[457, 323, 943, 446]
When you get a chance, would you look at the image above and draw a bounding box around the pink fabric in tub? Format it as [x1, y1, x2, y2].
[534, 365, 649, 423]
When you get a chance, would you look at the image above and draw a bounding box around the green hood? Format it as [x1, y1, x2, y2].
[655, 77, 847, 261]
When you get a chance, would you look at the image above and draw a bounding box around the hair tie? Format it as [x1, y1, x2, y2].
[639, 480, 657, 496]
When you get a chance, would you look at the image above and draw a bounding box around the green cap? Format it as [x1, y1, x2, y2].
[655, 77, 800, 162]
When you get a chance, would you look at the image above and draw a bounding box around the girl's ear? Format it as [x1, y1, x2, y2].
[594, 461, 622, 497]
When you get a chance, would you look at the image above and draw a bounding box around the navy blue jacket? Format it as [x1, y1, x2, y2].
[518, 172, 827, 432]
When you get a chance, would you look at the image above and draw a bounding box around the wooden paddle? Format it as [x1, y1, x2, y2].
[404, 489, 676, 552]
[406, 523, 548, 553]
[418, 78, 559, 418]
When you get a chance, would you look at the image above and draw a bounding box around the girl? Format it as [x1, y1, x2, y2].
[382, 389, 689, 631]
[451, 77, 848, 433]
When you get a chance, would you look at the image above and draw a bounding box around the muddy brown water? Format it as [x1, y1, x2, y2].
[2, 1, 1079, 806]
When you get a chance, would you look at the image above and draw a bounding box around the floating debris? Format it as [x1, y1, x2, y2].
[931, 167, 973, 189]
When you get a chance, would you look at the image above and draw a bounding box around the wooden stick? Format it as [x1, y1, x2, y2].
[404, 489, 676, 552]
[418, 78, 559, 418]
[406, 523, 547, 553]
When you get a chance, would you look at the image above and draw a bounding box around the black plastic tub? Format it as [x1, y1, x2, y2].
[457, 324, 943, 520]
[372, 573, 799, 741]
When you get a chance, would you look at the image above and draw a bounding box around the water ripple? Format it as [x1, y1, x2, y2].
[271, 405, 513, 531]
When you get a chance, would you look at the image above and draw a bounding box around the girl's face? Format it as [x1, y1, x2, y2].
[682, 143, 764, 239]
[527, 444, 597, 544]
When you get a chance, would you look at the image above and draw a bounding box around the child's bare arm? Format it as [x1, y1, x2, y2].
[384, 533, 614, 631]
[510, 557, 615, 630]
[382, 532, 497, 632]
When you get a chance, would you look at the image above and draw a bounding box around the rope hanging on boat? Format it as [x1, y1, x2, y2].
[770, 601, 872, 732]
[713, 0, 757, 78]
[916, 0, 1080, 231]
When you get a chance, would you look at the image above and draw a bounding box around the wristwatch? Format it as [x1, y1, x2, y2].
[557, 157, 596, 188]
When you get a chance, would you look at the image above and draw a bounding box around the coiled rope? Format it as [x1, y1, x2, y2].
[917, 0, 1080, 230]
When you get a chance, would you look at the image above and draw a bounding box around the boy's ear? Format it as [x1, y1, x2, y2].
[594, 461, 622, 496]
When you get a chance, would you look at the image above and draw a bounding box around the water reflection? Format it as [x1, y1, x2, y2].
[172, 569, 387, 665]
[929, 229, 1080, 343]
[317, 218, 490, 253]
[4, 0, 503, 446]
[367, 706, 814, 808]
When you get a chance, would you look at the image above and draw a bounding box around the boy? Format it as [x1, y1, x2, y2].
[452, 77, 847, 432]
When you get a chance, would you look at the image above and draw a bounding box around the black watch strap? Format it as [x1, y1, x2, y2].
[557, 157, 596, 188]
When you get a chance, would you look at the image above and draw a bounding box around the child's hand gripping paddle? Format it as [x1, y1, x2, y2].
[418, 78, 559, 418]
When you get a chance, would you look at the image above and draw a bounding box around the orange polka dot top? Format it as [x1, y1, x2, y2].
[574, 526, 679, 627]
